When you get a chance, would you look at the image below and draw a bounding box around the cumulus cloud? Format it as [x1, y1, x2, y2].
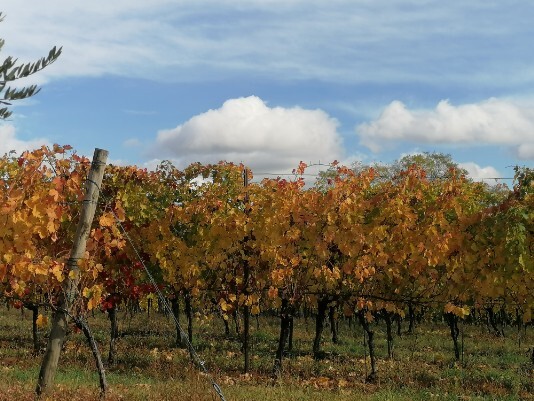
[150, 96, 343, 172]
[516, 143, 534, 160]
[0, 124, 49, 156]
[458, 162, 502, 183]
[356, 98, 534, 160]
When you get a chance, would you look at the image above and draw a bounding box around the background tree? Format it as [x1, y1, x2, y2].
[0, 12, 61, 120]
[316, 152, 468, 189]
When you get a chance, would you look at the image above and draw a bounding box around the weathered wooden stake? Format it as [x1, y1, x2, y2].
[36, 148, 108, 395]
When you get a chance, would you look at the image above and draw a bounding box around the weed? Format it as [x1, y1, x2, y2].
[0, 307, 532, 400]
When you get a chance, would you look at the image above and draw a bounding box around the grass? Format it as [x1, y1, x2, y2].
[0, 306, 532, 400]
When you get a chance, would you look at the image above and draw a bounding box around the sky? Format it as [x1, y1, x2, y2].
[1, 0, 533, 184]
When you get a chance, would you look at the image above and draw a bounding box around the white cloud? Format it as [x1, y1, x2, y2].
[458, 162, 502, 183]
[1, 1, 534, 86]
[142, 158, 164, 172]
[516, 143, 534, 160]
[0, 124, 49, 156]
[356, 98, 534, 160]
[150, 96, 343, 172]
[108, 158, 129, 166]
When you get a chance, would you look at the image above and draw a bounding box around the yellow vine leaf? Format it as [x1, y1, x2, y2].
[99, 213, 115, 227]
[51, 263, 64, 282]
[219, 298, 229, 312]
[114, 201, 126, 221]
[83, 285, 103, 311]
[92, 263, 104, 279]
[459, 307, 470, 318]
[48, 188, 60, 201]
[31, 202, 46, 219]
[34, 264, 48, 276]
[47, 220, 56, 234]
[36, 314, 48, 328]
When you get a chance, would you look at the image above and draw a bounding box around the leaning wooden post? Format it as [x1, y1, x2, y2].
[36, 148, 108, 395]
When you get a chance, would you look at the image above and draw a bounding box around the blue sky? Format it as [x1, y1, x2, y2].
[1, 0, 533, 183]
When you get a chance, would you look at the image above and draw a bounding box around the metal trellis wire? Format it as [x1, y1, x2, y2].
[108, 208, 228, 401]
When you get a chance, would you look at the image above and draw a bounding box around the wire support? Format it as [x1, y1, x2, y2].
[109, 209, 228, 401]
[84, 178, 102, 192]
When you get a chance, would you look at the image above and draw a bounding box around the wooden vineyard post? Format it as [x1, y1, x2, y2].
[36, 148, 109, 395]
